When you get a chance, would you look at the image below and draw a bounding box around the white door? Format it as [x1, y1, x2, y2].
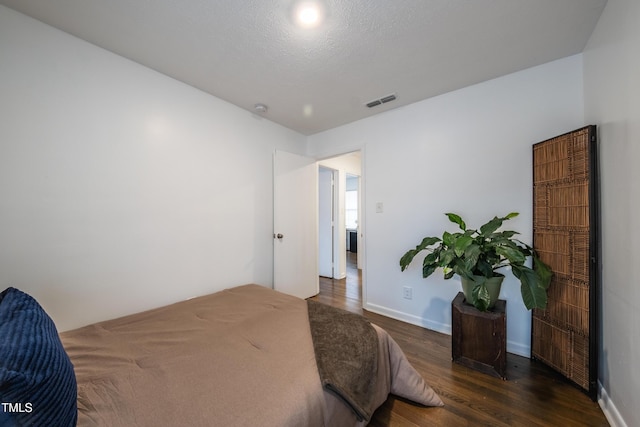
[318, 167, 334, 278]
[273, 150, 319, 299]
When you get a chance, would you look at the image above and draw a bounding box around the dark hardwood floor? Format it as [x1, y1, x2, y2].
[310, 252, 609, 427]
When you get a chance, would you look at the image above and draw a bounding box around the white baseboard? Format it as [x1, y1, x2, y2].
[364, 302, 451, 334]
[506, 341, 530, 358]
[599, 382, 627, 427]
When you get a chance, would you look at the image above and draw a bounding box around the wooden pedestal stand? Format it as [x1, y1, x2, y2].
[452, 292, 507, 380]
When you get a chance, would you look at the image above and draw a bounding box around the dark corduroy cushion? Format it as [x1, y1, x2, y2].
[0, 287, 77, 426]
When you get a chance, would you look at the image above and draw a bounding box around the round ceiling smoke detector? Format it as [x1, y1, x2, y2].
[254, 103, 268, 114]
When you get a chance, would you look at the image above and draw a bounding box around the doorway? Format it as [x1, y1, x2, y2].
[317, 151, 363, 303]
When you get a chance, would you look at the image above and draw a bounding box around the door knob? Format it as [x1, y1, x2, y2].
[275, 233, 284, 239]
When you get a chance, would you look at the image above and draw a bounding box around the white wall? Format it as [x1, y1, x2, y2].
[0, 6, 306, 331]
[583, 0, 640, 425]
[308, 55, 585, 357]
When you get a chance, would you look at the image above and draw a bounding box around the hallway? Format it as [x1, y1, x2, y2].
[315, 251, 362, 314]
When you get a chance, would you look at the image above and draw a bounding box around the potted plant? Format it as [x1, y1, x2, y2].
[399, 212, 552, 311]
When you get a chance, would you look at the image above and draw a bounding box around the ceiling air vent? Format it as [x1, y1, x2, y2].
[366, 93, 396, 108]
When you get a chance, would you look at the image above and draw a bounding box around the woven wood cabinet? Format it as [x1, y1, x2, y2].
[531, 125, 599, 400]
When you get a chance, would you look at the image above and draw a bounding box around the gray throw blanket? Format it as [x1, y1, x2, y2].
[306, 300, 378, 422]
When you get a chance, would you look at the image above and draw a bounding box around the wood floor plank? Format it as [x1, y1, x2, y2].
[310, 253, 609, 426]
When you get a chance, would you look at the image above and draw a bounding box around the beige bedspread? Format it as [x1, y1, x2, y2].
[60, 284, 442, 426]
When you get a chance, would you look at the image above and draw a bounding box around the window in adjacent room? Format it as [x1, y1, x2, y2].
[345, 175, 359, 230]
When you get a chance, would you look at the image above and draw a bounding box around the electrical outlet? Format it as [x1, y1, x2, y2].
[403, 286, 412, 300]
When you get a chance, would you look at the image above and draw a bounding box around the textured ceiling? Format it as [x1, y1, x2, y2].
[0, 0, 607, 135]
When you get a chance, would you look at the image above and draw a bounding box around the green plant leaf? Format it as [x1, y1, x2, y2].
[479, 216, 504, 236]
[445, 213, 466, 230]
[453, 259, 473, 280]
[495, 230, 519, 239]
[399, 249, 418, 271]
[463, 244, 481, 271]
[512, 264, 548, 310]
[476, 259, 494, 278]
[399, 236, 441, 271]
[440, 247, 456, 266]
[533, 256, 553, 290]
[442, 231, 455, 247]
[495, 245, 526, 265]
[472, 281, 491, 311]
[417, 236, 441, 250]
[422, 251, 440, 278]
[423, 251, 439, 264]
[520, 281, 548, 310]
[454, 235, 473, 257]
[422, 263, 438, 278]
[479, 213, 519, 237]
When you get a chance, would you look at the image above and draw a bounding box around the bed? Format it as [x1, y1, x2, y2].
[0, 284, 442, 426]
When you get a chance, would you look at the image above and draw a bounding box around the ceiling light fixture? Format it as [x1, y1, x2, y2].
[254, 103, 268, 113]
[293, 1, 325, 29]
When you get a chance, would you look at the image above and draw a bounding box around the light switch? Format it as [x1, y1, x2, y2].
[376, 202, 383, 213]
